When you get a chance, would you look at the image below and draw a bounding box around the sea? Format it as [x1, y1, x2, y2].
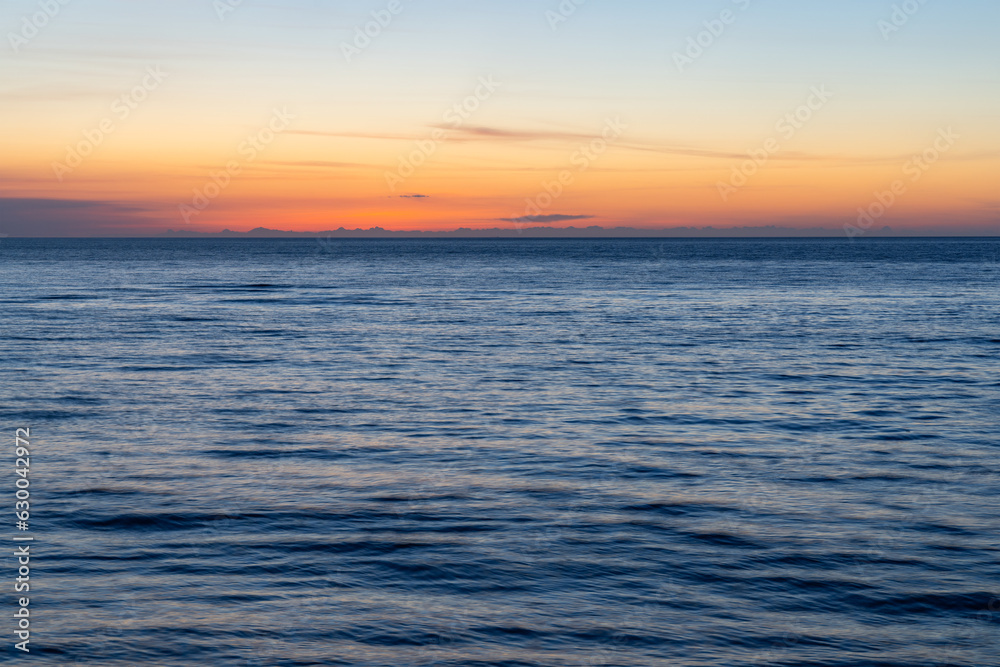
[0, 237, 997, 666]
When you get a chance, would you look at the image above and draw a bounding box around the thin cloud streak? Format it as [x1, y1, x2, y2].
[290, 125, 999, 165]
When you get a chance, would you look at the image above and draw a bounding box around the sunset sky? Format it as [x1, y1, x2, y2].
[1, 0, 998, 236]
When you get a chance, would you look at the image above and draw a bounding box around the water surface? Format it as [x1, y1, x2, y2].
[1, 238, 998, 665]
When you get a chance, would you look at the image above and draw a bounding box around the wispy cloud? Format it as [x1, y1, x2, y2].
[286, 130, 414, 141]
[258, 160, 371, 169]
[289, 124, 833, 162]
[497, 214, 595, 224]
[439, 126, 601, 143]
[0, 198, 162, 237]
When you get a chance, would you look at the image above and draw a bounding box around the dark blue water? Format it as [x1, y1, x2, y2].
[1, 238, 998, 666]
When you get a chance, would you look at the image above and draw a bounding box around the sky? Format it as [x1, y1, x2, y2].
[1, 0, 998, 236]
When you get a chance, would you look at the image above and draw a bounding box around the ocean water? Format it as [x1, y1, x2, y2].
[1, 237, 998, 666]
